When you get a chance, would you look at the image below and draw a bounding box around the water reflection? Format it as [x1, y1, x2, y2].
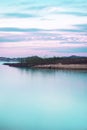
[0, 65, 87, 129]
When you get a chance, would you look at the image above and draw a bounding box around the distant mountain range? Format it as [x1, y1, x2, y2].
[0, 57, 18, 61]
[0, 55, 87, 62]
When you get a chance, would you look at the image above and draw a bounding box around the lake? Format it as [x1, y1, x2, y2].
[0, 63, 87, 130]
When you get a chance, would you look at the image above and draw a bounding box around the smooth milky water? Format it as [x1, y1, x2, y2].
[0, 64, 87, 130]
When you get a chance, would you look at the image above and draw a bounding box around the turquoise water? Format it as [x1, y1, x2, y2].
[0, 64, 87, 130]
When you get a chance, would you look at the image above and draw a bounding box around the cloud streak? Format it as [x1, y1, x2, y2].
[0, 0, 87, 57]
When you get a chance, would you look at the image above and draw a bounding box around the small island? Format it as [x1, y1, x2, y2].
[3, 56, 87, 70]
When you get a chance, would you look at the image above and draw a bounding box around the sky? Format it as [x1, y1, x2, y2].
[0, 0, 87, 57]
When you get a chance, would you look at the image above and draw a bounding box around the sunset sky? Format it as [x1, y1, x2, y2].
[0, 0, 87, 57]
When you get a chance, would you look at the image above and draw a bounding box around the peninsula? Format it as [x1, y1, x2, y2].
[3, 56, 87, 70]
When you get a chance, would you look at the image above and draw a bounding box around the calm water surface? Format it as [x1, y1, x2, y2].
[0, 63, 87, 130]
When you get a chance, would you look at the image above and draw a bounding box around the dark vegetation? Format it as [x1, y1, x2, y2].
[3, 56, 87, 68]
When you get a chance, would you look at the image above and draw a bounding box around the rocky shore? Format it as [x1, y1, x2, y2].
[4, 63, 87, 70]
[33, 64, 87, 70]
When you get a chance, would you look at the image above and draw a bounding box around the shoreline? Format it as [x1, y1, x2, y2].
[33, 64, 87, 70]
[3, 56, 87, 70]
[4, 63, 87, 70]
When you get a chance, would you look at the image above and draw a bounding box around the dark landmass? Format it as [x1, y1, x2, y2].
[3, 56, 87, 70]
